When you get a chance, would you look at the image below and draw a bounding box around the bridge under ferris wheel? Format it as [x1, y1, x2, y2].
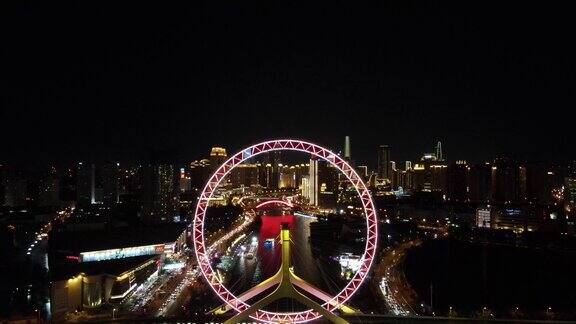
[193, 139, 378, 323]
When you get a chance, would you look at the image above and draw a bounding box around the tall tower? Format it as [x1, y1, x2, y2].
[344, 136, 351, 161]
[377, 145, 391, 180]
[436, 141, 443, 161]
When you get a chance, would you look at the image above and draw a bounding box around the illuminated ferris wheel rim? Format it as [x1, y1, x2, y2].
[192, 139, 378, 323]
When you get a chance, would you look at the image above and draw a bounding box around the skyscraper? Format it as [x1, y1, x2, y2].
[436, 141, 443, 161]
[491, 158, 527, 203]
[377, 145, 391, 180]
[469, 162, 492, 202]
[301, 175, 310, 200]
[448, 160, 470, 202]
[101, 162, 120, 205]
[344, 136, 351, 161]
[2, 166, 28, 207]
[76, 162, 95, 207]
[317, 160, 339, 208]
[308, 158, 318, 206]
[142, 163, 176, 223]
[38, 166, 60, 207]
[230, 163, 259, 188]
[209, 147, 227, 169]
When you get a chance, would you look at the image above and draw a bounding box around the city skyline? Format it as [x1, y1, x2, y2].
[3, 1, 576, 323]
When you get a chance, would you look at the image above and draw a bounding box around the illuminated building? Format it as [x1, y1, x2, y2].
[308, 158, 318, 206]
[257, 162, 274, 188]
[377, 144, 391, 181]
[436, 141, 443, 161]
[356, 165, 368, 179]
[279, 165, 295, 188]
[301, 175, 310, 199]
[142, 163, 176, 223]
[413, 153, 447, 193]
[476, 206, 494, 228]
[318, 160, 339, 208]
[567, 177, 576, 207]
[339, 253, 362, 280]
[344, 135, 351, 161]
[405, 161, 412, 170]
[278, 164, 308, 189]
[209, 147, 228, 169]
[230, 163, 259, 188]
[269, 151, 282, 189]
[189, 158, 211, 190]
[389, 161, 397, 189]
[567, 161, 576, 207]
[404, 161, 414, 190]
[50, 256, 160, 318]
[179, 167, 191, 192]
[49, 223, 186, 318]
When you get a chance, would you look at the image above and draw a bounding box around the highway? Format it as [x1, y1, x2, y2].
[374, 239, 422, 316]
[120, 210, 258, 318]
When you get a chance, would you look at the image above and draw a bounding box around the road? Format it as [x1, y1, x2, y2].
[374, 239, 421, 316]
[123, 210, 258, 318]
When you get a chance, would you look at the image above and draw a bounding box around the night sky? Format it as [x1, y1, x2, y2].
[2, 1, 575, 166]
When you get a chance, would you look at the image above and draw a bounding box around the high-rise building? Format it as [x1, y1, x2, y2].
[448, 160, 470, 202]
[278, 164, 307, 189]
[230, 163, 259, 188]
[405, 161, 412, 171]
[469, 162, 492, 202]
[413, 154, 447, 193]
[100, 162, 120, 205]
[401, 161, 414, 190]
[301, 175, 310, 199]
[0, 164, 5, 206]
[179, 167, 192, 192]
[476, 206, 494, 229]
[257, 163, 274, 188]
[491, 158, 527, 203]
[142, 163, 176, 223]
[436, 141, 443, 161]
[308, 158, 319, 206]
[77, 162, 95, 207]
[317, 160, 339, 208]
[189, 159, 211, 190]
[344, 136, 351, 161]
[377, 145, 391, 180]
[38, 166, 60, 207]
[389, 161, 397, 189]
[209, 147, 227, 170]
[356, 165, 368, 179]
[566, 161, 576, 207]
[2, 166, 28, 207]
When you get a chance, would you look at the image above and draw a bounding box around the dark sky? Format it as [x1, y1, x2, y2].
[1, 1, 575, 167]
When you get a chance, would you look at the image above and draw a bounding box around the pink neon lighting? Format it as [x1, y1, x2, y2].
[192, 139, 378, 323]
[255, 199, 294, 209]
